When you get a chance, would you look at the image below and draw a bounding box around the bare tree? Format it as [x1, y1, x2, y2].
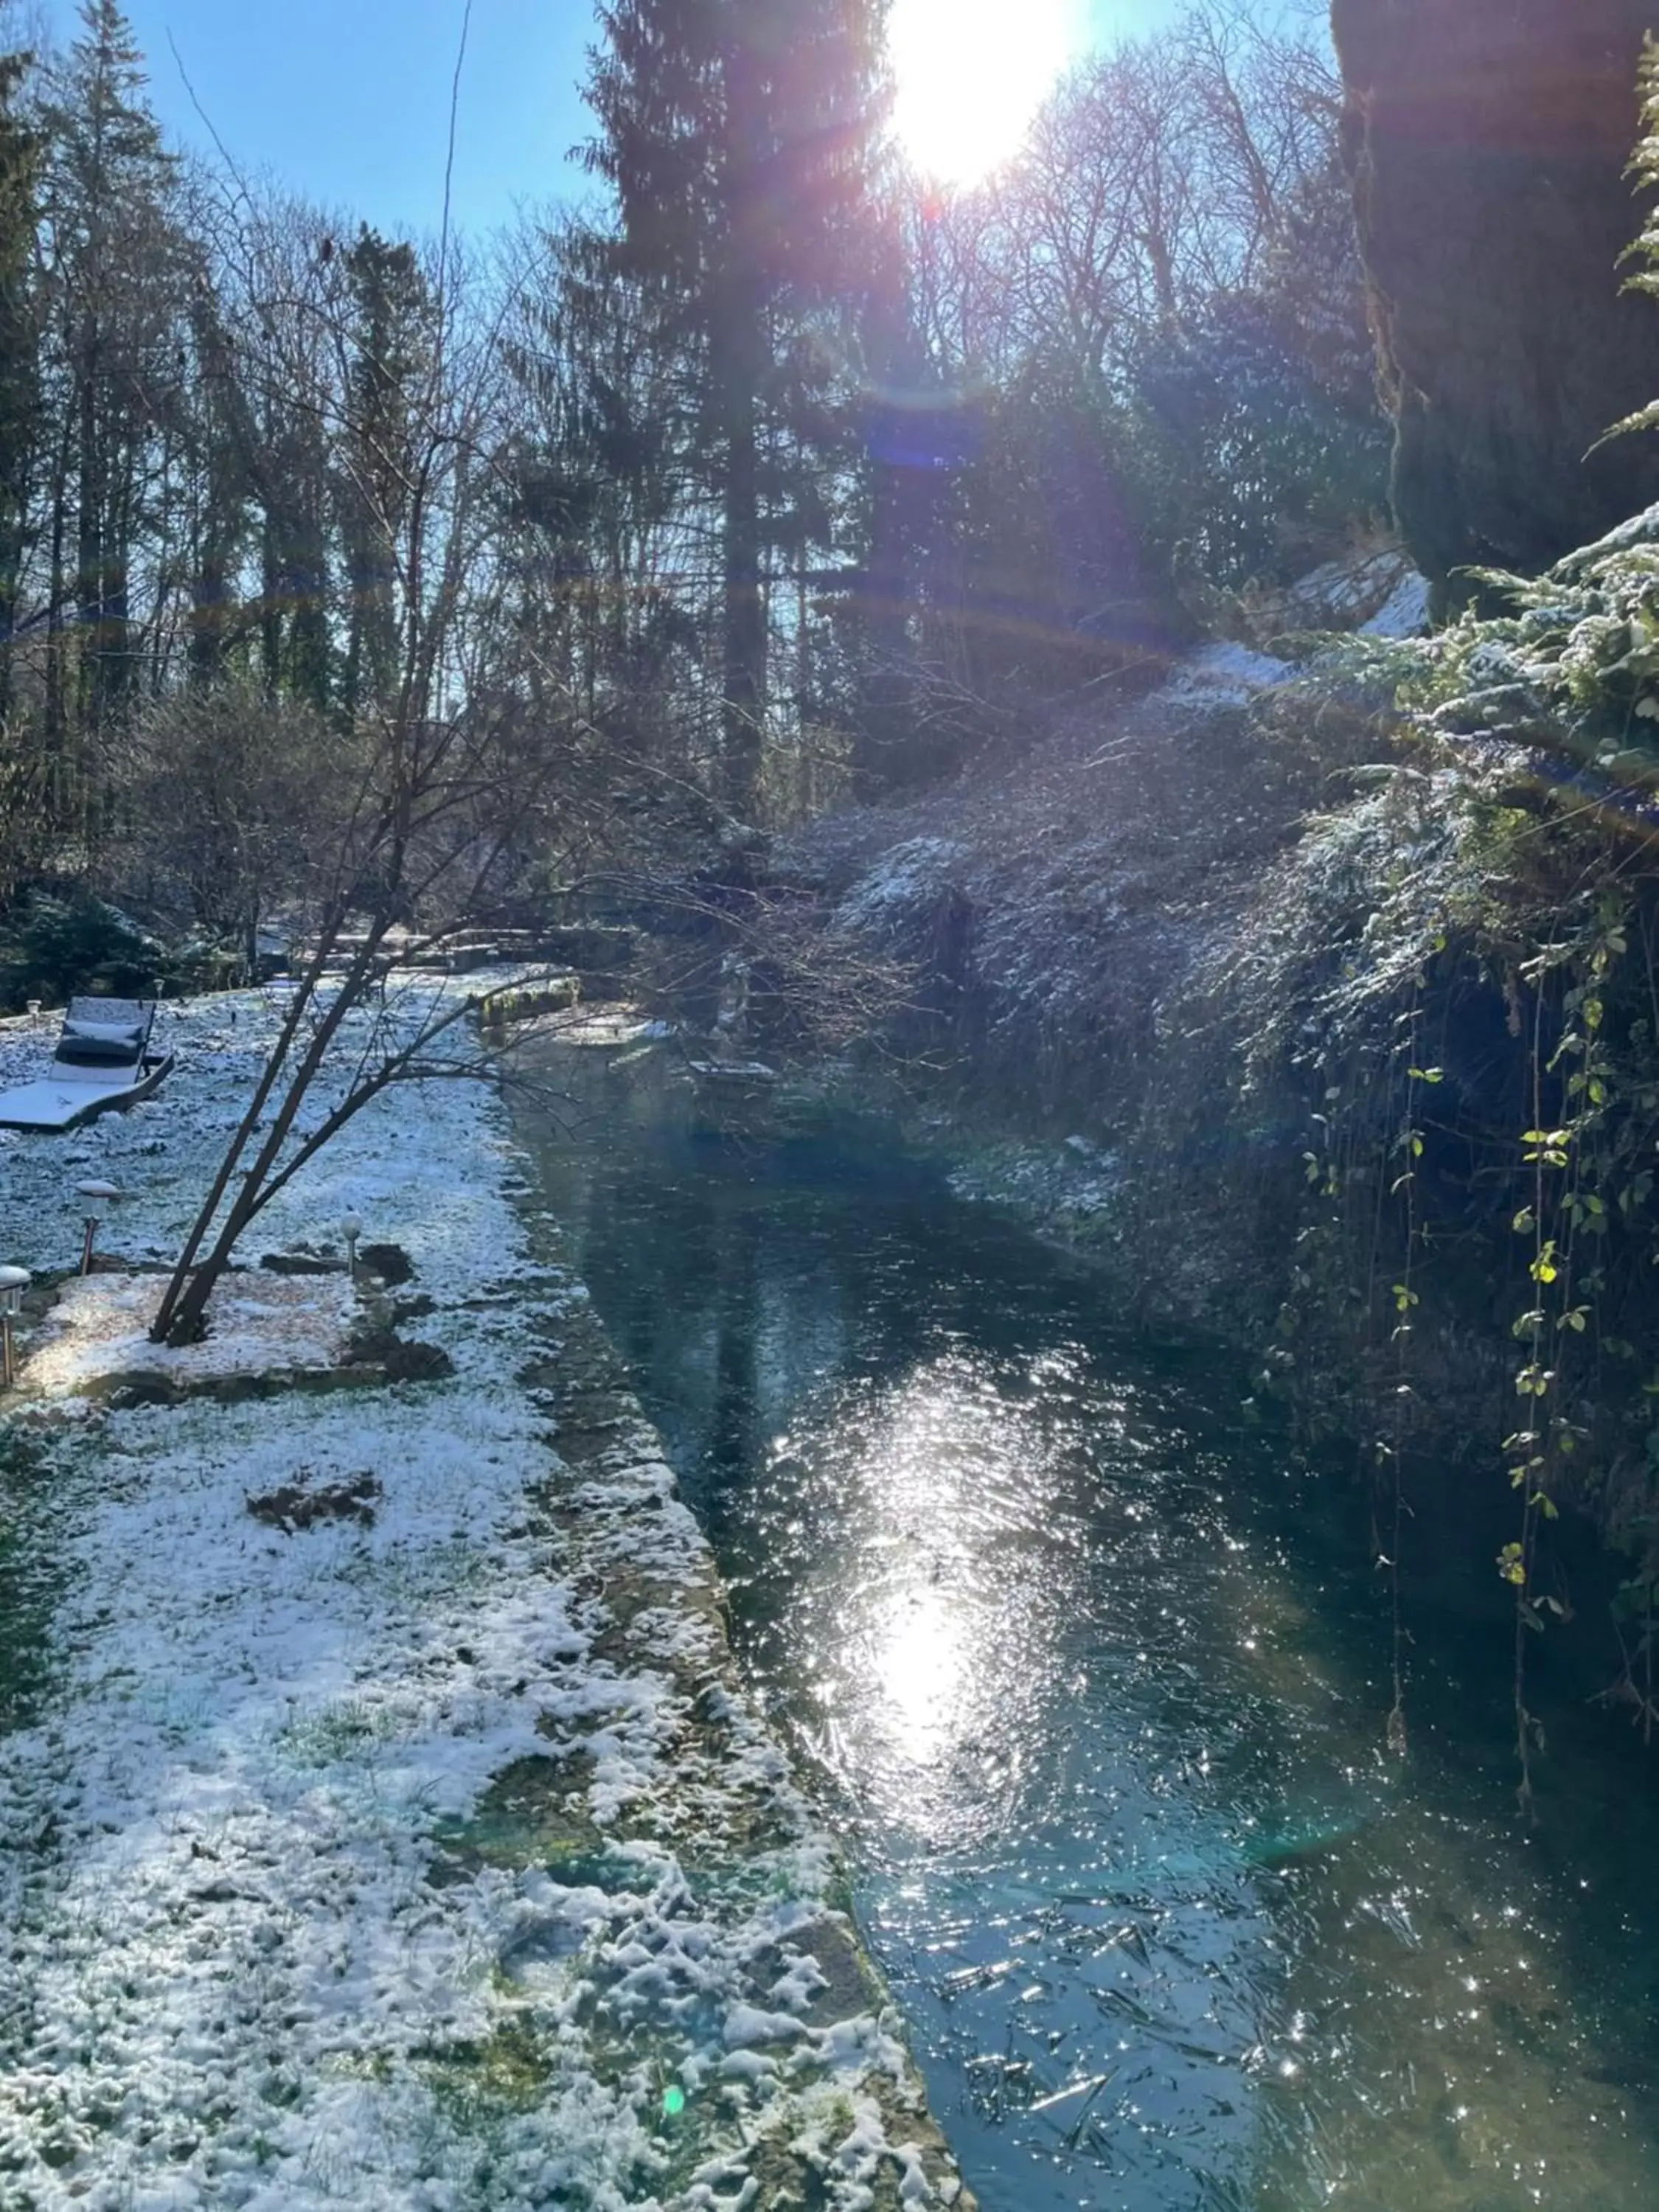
[147, 203, 597, 1346]
[116, 679, 341, 970]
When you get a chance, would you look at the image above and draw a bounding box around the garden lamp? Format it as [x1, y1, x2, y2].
[0, 1265, 29, 1388]
[339, 1214, 363, 1282]
[76, 1180, 122, 1276]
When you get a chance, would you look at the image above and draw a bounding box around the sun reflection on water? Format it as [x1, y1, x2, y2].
[535, 1122, 1659, 2212]
[744, 1334, 1659, 2212]
[769, 1348, 1088, 1835]
[871, 1584, 967, 1763]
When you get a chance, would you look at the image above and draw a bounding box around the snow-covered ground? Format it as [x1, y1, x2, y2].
[22, 1268, 359, 1395]
[0, 988, 962, 2211]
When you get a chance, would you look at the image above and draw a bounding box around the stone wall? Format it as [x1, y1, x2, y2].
[1332, 0, 1659, 594]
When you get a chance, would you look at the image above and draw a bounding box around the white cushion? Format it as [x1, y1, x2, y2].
[63, 1018, 143, 1047]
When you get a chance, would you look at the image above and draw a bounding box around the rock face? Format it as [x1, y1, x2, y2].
[1332, 0, 1659, 594]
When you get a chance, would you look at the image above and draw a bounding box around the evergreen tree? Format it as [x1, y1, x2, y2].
[499, 218, 688, 726]
[181, 269, 254, 686]
[251, 227, 338, 716]
[583, 0, 886, 815]
[0, 38, 36, 705]
[39, 0, 181, 809]
[339, 226, 431, 725]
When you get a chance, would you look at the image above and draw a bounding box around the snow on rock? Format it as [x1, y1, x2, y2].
[0, 984, 964, 2211]
[1255, 545, 1419, 635]
[1360, 569, 1432, 639]
[946, 1135, 1123, 1232]
[1155, 640, 1293, 711]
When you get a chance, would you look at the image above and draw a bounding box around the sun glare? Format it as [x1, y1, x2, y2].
[888, 0, 1080, 187]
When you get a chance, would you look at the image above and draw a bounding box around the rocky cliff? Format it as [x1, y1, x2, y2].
[1332, 0, 1659, 596]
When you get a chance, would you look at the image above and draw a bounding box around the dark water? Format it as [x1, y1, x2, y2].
[523, 1083, 1659, 2212]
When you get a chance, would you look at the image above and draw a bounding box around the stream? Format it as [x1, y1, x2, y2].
[521, 1073, 1659, 2212]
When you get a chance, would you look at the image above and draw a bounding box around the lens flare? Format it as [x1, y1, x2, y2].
[888, 0, 1081, 185]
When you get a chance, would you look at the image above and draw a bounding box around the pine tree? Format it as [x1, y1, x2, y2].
[39, 0, 181, 810]
[583, 0, 886, 815]
[499, 218, 686, 721]
[0, 39, 41, 723]
[181, 271, 253, 686]
[340, 226, 431, 725]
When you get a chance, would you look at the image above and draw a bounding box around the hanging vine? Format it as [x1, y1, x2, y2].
[1385, 989, 1436, 1758]
[1502, 906, 1622, 1806]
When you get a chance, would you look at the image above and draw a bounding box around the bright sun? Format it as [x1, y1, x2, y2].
[888, 0, 1080, 187]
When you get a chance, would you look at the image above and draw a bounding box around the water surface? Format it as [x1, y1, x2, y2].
[524, 1086, 1659, 2212]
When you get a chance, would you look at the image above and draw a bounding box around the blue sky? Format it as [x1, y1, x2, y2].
[48, 0, 1176, 241]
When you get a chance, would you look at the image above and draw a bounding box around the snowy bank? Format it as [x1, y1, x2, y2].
[0, 987, 967, 2211]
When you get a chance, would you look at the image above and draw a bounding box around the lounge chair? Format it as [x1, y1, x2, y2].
[0, 998, 174, 1131]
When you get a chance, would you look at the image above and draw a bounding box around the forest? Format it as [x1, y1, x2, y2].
[0, 0, 1382, 990]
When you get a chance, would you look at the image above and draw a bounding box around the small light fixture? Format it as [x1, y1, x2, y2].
[25, 999, 40, 1023]
[339, 1214, 363, 1283]
[0, 1265, 29, 1388]
[76, 1180, 123, 1276]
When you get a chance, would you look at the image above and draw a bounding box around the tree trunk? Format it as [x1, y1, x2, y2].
[1332, 0, 1659, 590]
[44, 409, 71, 823]
[75, 322, 102, 746]
[153, 922, 380, 1343]
[716, 280, 766, 820]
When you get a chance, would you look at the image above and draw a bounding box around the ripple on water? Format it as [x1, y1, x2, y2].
[526, 1124, 1659, 2212]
